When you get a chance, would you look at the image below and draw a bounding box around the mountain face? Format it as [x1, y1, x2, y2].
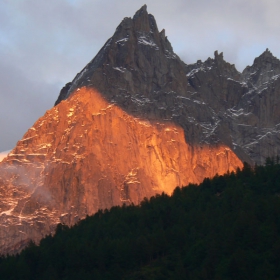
[56, 6, 280, 165]
[0, 87, 241, 255]
[0, 5, 279, 254]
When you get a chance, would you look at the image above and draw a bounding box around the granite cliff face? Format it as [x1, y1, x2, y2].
[0, 88, 242, 254]
[0, 5, 280, 254]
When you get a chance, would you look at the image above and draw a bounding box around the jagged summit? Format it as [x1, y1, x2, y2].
[132, 4, 152, 32]
[55, 5, 178, 108]
[244, 48, 280, 71]
[214, 50, 223, 60]
[116, 4, 157, 34]
[242, 48, 280, 87]
[134, 4, 147, 16]
[55, 5, 280, 160]
[253, 48, 278, 63]
[54, 6, 280, 165]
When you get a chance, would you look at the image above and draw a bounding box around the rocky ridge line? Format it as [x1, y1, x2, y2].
[55, 6, 280, 165]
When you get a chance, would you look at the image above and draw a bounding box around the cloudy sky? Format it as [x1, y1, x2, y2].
[0, 0, 280, 153]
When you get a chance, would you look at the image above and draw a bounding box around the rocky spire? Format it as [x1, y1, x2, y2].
[132, 4, 150, 32]
[214, 50, 224, 61]
[242, 49, 280, 86]
[251, 48, 279, 68]
[55, 5, 185, 116]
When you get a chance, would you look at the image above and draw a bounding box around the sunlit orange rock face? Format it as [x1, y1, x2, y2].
[0, 87, 242, 254]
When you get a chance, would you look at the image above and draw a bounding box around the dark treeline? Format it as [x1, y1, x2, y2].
[1, 160, 280, 279]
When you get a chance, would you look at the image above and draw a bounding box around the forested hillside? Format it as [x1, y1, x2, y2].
[1, 159, 280, 279]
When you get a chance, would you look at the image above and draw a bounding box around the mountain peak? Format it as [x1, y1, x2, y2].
[214, 50, 224, 60]
[114, 5, 157, 35]
[261, 48, 273, 57]
[242, 48, 280, 85]
[132, 4, 158, 34]
[245, 48, 279, 70]
[133, 4, 148, 19]
[56, 5, 179, 106]
[254, 48, 277, 64]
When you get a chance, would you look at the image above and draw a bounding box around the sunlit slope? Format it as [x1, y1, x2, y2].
[0, 87, 242, 254]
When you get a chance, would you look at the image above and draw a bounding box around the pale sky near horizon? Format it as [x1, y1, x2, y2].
[1, 0, 280, 152]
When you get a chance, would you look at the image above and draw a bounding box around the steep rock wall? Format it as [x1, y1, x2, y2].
[0, 87, 243, 254]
